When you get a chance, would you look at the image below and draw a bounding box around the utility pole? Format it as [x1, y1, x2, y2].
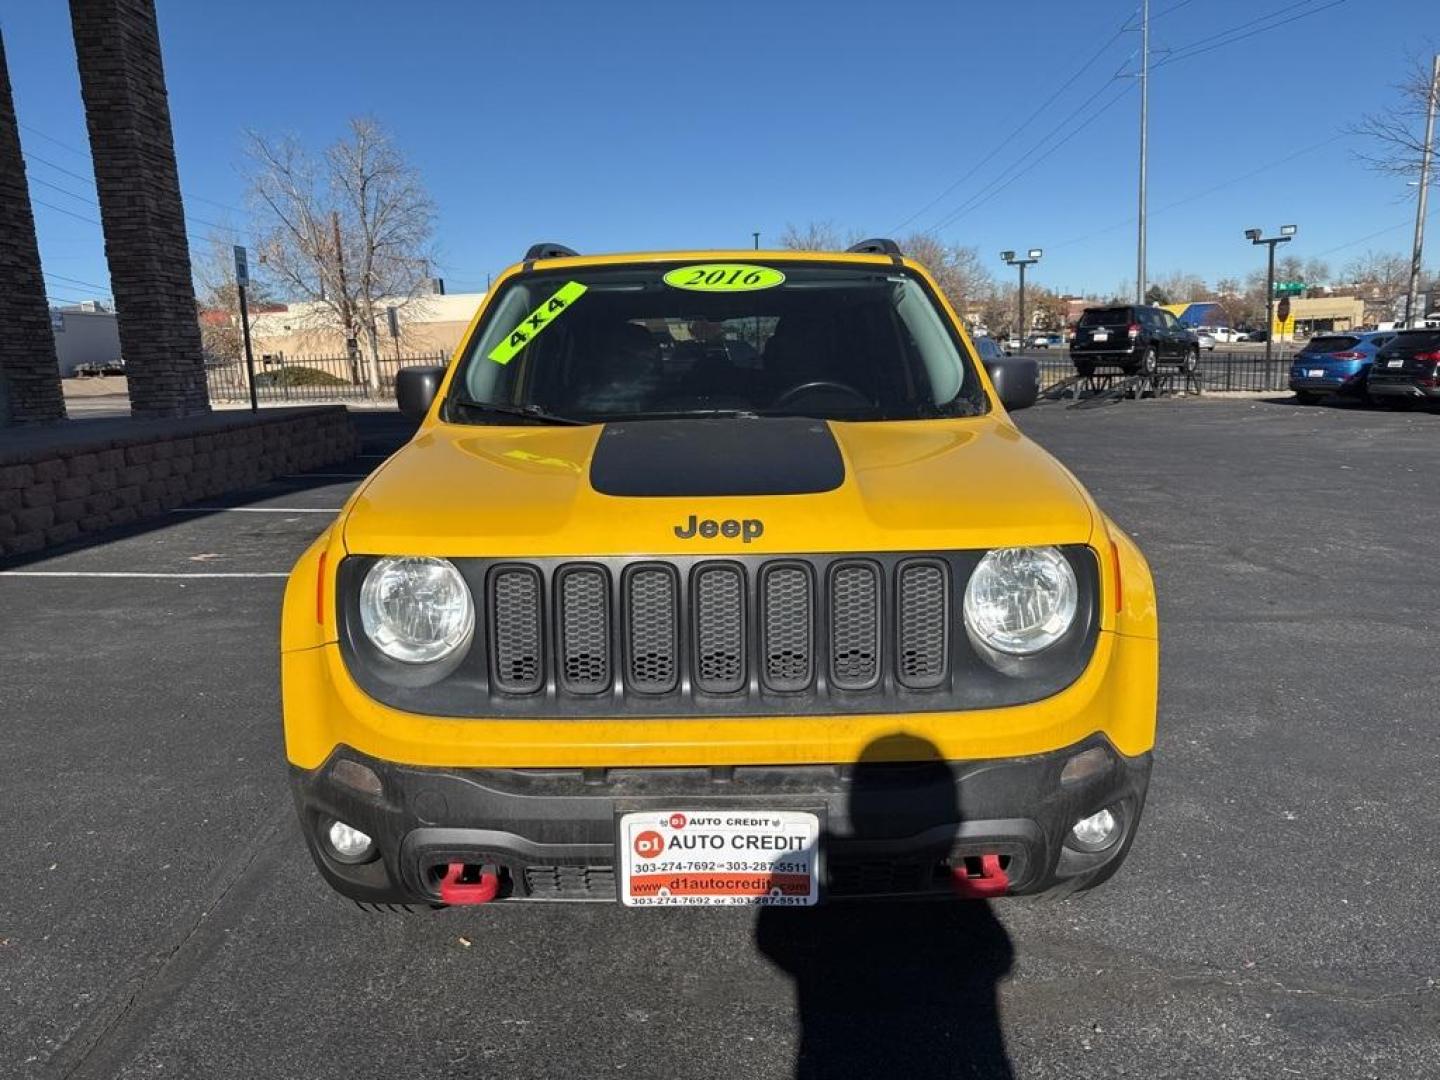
[233, 245, 257, 412]
[1404, 53, 1438, 329]
[1001, 249, 1043, 349]
[1245, 225, 1296, 366]
[1136, 0, 1150, 305]
[752, 231, 760, 250]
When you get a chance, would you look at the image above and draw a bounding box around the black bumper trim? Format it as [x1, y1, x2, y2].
[291, 735, 1152, 904]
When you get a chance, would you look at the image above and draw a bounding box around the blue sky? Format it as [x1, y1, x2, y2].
[3, 0, 1436, 304]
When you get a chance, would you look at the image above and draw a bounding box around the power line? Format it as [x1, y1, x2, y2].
[44, 270, 112, 293]
[1311, 208, 1439, 259]
[23, 149, 243, 237]
[20, 120, 247, 216]
[1051, 134, 1349, 250]
[1153, 0, 1351, 69]
[28, 174, 98, 205]
[888, 5, 1138, 234]
[20, 149, 98, 189]
[30, 197, 101, 226]
[18, 121, 90, 158]
[927, 78, 1137, 235]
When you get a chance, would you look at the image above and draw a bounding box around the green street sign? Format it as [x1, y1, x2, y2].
[1273, 281, 1304, 295]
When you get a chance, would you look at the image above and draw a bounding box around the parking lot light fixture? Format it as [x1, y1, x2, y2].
[1246, 225, 1298, 364]
[1001, 248, 1043, 348]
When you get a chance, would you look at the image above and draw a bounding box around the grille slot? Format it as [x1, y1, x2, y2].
[524, 865, 616, 898]
[693, 564, 746, 693]
[557, 567, 610, 694]
[830, 561, 881, 690]
[625, 565, 679, 693]
[491, 567, 544, 694]
[761, 563, 814, 691]
[896, 560, 948, 689]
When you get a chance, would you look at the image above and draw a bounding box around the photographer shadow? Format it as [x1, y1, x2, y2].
[755, 734, 1016, 1079]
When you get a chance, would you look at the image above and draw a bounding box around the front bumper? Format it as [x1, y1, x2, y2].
[292, 735, 1152, 905]
[1367, 380, 1440, 399]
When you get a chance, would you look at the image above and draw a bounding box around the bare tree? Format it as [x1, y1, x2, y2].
[1149, 271, 1211, 304]
[244, 117, 435, 387]
[192, 234, 276, 367]
[776, 223, 992, 313]
[1352, 57, 1440, 182]
[778, 221, 847, 251]
[898, 234, 992, 312]
[1344, 249, 1410, 297]
[978, 284, 1015, 337]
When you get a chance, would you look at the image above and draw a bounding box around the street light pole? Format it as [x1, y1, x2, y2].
[1404, 54, 1438, 329]
[1136, 0, 1150, 305]
[1001, 249, 1043, 349]
[1245, 226, 1296, 366]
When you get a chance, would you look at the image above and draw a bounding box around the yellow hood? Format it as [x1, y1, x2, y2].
[341, 415, 1096, 557]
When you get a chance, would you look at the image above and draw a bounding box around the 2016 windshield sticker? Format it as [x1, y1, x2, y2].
[662, 264, 786, 292]
[488, 280, 588, 365]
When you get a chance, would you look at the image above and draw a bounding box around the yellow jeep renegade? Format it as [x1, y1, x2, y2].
[281, 241, 1157, 908]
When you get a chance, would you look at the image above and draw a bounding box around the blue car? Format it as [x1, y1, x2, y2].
[1289, 332, 1397, 403]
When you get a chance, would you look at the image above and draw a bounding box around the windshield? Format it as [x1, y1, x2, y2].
[445, 262, 988, 423]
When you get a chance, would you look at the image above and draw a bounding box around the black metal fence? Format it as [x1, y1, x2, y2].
[1036, 352, 1292, 393]
[206, 351, 449, 404]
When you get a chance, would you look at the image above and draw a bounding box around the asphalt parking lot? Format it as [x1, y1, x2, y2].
[3, 397, 1437, 1079]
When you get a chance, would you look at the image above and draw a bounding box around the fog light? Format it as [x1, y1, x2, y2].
[1069, 807, 1120, 852]
[325, 819, 375, 864]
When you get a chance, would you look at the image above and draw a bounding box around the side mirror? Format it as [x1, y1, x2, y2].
[396, 365, 447, 419]
[985, 357, 1040, 411]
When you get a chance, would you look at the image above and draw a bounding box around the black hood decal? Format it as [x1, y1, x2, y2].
[589, 418, 846, 497]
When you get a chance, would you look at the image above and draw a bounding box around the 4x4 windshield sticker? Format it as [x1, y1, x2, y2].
[488, 280, 588, 365]
[662, 263, 786, 292]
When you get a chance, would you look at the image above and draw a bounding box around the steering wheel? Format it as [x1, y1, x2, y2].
[771, 380, 870, 410]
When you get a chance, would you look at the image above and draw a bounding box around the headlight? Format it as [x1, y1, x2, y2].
[359, 556, 474, 663]
[963, 546, 1077, 656]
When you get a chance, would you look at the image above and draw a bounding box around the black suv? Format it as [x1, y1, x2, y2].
[1070, 304, 1200, 377]
[1365, 329, 1440, 406]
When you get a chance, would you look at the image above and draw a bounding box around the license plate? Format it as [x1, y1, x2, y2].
[1308, 369, 1325, 377]
[618, 810, 820, 907]
[1388, 359, 1403, 367]
[1091, 331, 1109, 342]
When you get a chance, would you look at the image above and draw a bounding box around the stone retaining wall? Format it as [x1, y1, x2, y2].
[0, 407, 357, 558]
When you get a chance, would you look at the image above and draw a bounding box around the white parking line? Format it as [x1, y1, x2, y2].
[169, 507, 341, 514]
[0, 571, 288, 578]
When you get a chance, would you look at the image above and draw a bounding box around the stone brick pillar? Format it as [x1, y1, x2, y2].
[70, 0, 209, 418]
[0, 32, 68, 426]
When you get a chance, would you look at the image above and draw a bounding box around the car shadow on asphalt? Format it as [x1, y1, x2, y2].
[755, 734, 1016, 1080]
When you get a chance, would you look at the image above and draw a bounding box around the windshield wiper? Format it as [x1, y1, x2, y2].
[451, 397, 590, 426]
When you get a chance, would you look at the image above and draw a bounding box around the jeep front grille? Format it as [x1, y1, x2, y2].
[337, 549, 1100, 718]
[484, 555, 952, 701]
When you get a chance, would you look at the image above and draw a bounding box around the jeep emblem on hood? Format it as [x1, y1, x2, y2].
[674, 515, 764, 543]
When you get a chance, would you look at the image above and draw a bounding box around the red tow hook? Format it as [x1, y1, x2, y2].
[950, 854, 1009, 899]
[439, 863, 500, 905]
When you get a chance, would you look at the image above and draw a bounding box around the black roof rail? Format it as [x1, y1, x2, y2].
[846, 238, 903, 256]
[523, 242, 580, 261]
